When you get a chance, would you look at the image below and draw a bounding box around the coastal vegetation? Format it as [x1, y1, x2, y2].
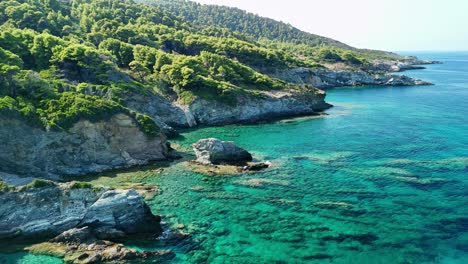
[0, 180, 13, 192]
[148, 0, 404, 63]
[24, 179, 57, 189]
[0, 0, 403, 134]
[0, 0, 454, 263]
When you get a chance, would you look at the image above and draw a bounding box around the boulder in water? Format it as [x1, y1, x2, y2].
[192, 138, 253, 165]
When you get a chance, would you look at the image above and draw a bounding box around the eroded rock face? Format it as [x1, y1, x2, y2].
[193, 138, 253, 165]
[273, 68, 432, 89]
[0, 183, 162, 241]
[364, 58, 441, 72]
[124, 88, 331, 128]
[80, 189, 162, 236]
[0, 113, 169, 179]
[188, 89, 331, 126]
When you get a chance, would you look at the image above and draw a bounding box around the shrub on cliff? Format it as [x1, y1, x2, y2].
[25, 179, 57, 189]
[69, 181, 102, 192]
[341, 51, 366, 65]
[41, 92, 123, 130]
[0, 180, 13, 193]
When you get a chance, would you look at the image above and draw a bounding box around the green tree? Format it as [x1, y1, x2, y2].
[133, 45, 158, 71]
[99, 38, 134, 67]
[129, 61, 150, 83]
[52, 44, 112, 83]
[154, 51, 172, 71]
[0, 64, 21, 97]
[31, 33, 65, 70]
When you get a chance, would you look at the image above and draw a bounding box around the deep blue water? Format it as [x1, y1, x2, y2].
[1, 52, 467, 263]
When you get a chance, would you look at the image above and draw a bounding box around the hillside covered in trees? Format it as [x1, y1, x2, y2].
[0, 0, 411, 135]
[148, 0, 404, 63]
[0, 0, 315, 132]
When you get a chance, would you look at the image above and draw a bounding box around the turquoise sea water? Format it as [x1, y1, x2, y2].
[1, 52, 467, 263]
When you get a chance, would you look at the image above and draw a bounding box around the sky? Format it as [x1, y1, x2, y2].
[193, 0, 468, 52]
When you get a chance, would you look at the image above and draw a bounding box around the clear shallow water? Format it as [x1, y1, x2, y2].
[2, 52, 467, 263]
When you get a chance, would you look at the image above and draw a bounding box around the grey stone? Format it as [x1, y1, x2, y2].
[193, 138, 253, 165]
[0, 113, 169, 180]
[0, 183, 162, 241]
[272, 67, 433, 89]
[50, 226, 94, 244]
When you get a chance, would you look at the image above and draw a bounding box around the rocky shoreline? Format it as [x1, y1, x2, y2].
[364, 58, 441, 72]
[0, 84, 329, 181]
[272, 67, 432, 89]
[125, 87, 331, 129]
[0, 55, 436, 182]
[0, 181, 175, 263]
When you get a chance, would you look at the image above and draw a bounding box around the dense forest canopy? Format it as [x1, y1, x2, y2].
[0, 0, 403, 135]
[148, 0, 404, 62]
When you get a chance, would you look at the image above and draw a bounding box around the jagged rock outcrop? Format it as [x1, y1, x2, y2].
[193, 138, 253, 165]
[0, 182, 162, 241]
[186, 89, 331, 126]
[364, 58, 440, 72]
[0, 113, 169, 179]
[0, 182, 174, 263]
[124, 92, 196, 130]
[128, 88, 331, 129]
[273, 68, 432, 89]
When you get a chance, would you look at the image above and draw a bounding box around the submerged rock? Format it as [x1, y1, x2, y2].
[242, 162, 271, 171]
[27, 239, 175, 264]
[321, 233, 378, 245]
[187, 162, 241, 176]
[234, 178, 290, 188]
[392, 176, 452, 188]
[314, 201, 354, 210]
[193, 138, 253, 165]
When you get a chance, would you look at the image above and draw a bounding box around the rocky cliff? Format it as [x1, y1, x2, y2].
[0, 63, 430, 181]
[0, 113, 169, 180]
[126, 88, 331, 129]
[364, 58, 441, 72]
[0, 82, 329, 180]
[272, 68, 432, 89]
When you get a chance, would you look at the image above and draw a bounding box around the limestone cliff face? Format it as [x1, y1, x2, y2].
[0, 113, 169, 179]
[272, 68, 432, 89]
[0, 87, 328, 179]
[127, 88, 331, 128]
[125, 92, 194, 129]
[186, 89, 331, 126]
[0, 183, 162, 241]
